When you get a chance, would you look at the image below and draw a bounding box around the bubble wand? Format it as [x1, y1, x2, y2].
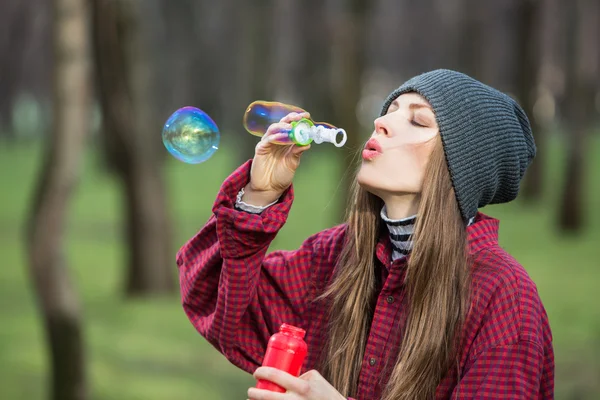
[243, 101, 348, 147]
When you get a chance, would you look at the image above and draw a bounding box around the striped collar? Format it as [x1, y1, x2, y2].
[377, 208, 496, 267]
[380, 206, 416, 261]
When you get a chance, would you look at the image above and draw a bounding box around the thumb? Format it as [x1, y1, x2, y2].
[291, 143, 311, 156]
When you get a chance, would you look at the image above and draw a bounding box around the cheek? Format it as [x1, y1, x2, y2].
[357, 141, 436, 193]
[386, 142, 433, 190]
[410, 143, 433, 175]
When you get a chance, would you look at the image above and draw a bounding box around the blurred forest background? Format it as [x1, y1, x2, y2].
[0, 0, 599, 399]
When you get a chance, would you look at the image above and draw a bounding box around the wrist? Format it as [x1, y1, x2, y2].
[241, 184, 283, 207]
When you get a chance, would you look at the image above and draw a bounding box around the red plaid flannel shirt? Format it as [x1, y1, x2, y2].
[177, 160, 554, 399]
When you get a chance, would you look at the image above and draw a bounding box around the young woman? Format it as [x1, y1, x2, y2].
[176, 69, 554, 399]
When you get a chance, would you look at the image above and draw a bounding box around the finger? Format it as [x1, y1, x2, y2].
[256, 138, 295, 157]
[255, 140, 272, 156]
[291, 143, 311, 155]
[280, 111, 311, 124]
[253, 366, 310, 394]
[264, 132, 292, 144]
[264, 122, 292, 138]
[247, 387, 285, 400]
[279, 112, 299, 123]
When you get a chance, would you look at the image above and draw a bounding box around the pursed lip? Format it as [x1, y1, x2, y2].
[365, 138, 382, 153]
[362, 138, 382, 160]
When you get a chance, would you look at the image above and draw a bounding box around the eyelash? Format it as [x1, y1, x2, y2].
[411, 119, 425, 128]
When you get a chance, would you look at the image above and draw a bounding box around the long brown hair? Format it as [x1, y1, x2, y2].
[316, 136, 471, 399]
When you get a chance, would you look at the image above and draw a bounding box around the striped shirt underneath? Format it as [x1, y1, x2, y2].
[380, 206, 416, 261]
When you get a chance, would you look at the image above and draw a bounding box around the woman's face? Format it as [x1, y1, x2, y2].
[357, 92, 440, 199]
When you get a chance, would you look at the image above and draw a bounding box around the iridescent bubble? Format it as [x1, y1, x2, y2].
[162, 106, 220, 164]
[243, 101, 306, 138]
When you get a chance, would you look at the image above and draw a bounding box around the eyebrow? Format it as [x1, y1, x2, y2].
[409, 103, 434, 112]
[389, 100, 433, 112]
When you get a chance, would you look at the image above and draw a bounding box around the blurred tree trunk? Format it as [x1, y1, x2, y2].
[558, 0, 598, 232]
[25, 0, 90, 397]
[299, 0, 334, 117]
[233, 0, 274, 165]
[213, 0, 246, 160]
[269, 0, 301, 103]
[0, 0, 27, 138]
[331, 0, 372, 223]
[246, 0, 273, 104]
[159, 1, 195, 111]
[192, 0, 226, 122]
[516, 0, 544, 202]
[458, 0, 484, 79]
[91, 0, 175, 296]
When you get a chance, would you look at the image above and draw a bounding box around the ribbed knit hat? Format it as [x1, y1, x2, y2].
[380, 69, 536, 223]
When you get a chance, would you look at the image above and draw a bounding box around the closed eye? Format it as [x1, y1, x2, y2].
[411, 119, 426, 128]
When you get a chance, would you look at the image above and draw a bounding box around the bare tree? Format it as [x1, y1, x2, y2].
[159, 0, 225, 120]
[558, 0, 598, 232]
[457, 0, 485, 79]
[91, 0, 175, 296]
[0, 0, 27, 137]
[516, 0, 544, 202]
[330, 0, 373, 223]
[158, 1, 196, 113]
[269, 0, 301, 103]
[25, 0, 91, 397]
[298, 0, 335, 118]
[230, 0, 275, 164]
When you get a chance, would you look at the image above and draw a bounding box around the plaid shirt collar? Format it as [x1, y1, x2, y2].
[376, 212, 500, 270]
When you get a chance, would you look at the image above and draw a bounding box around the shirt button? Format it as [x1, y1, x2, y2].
[386, 296, 394, 304]
[369, 357, 376, 366]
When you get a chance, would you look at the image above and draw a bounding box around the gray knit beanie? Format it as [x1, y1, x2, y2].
[380, 69, 536, 223]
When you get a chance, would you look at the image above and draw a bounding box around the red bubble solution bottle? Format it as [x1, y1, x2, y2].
[256, 323, 308, 392]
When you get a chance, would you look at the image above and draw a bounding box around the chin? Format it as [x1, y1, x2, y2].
[356, 167, 383, 197]
[356, 164, 370, 187]
[357, 166, 417, 199]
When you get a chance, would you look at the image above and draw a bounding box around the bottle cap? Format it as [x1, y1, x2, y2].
[280, 323, 306, 339]
[289, 118, 314, 146]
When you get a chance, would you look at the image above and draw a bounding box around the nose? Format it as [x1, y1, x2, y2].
[374, 117, 390, 137]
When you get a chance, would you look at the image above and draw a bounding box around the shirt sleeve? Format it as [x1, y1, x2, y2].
[176, 160, 345, 374]
[452, 340, 546, 399]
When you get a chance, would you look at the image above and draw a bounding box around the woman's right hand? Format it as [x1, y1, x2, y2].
[242, 112, 312, 206]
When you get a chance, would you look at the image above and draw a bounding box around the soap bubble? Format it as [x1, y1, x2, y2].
[243, 101, 306, 137]
[162, 106, 220, 164]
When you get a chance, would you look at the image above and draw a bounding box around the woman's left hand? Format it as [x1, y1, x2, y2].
[248, 367, 346, 400]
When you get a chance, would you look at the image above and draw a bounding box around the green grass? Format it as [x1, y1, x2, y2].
[0, 132, 599, 399]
